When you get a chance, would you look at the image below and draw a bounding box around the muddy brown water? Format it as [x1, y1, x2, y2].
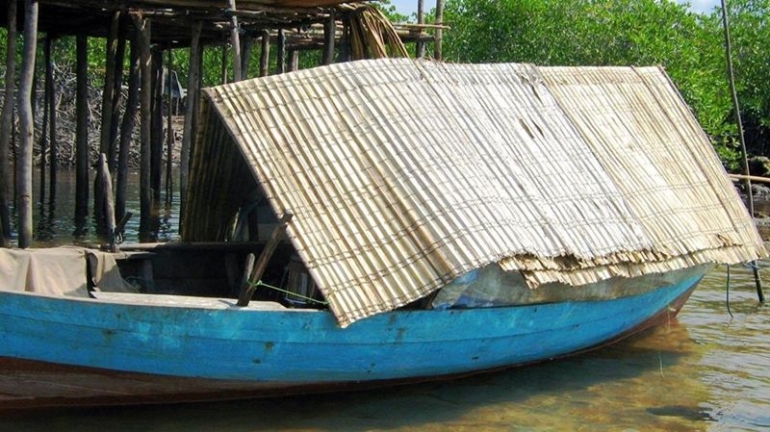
[1, 170, 768, 430]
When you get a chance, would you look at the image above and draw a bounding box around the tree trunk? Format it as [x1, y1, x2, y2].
[180, 21, 202, 228]
[75, 34, 90, 236]
[0, 0, 18, 246]
[17, 0, 38, 248]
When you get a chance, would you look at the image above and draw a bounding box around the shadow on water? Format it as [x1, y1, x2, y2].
[0, 325, 703, 432]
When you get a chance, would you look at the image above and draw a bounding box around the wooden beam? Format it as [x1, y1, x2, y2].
[0, 0, 17, 246]
[17, 0, 38, 248]
[237, 212, 293, 306]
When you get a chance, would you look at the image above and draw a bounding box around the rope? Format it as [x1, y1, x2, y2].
[248, 279, 328, 306]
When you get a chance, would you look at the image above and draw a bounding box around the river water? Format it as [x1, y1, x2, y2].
[0, 171, 769, 431]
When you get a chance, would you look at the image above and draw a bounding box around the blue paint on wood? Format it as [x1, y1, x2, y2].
[0, 271, 704, 383]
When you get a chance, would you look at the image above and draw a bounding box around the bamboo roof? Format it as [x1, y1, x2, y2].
[184, 58, 766, 326]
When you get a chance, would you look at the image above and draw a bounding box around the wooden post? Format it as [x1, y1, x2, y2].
[94, 11, 122, 231]
[151, 49, 163, 207]
[180, 21, 202, 224]
[322, 10, 336, 65]
[288, 49, 298, 72]
[75, 34, 89, 235]
[339, 17, 350, 62]
[227, 0, 243, 81]
[277, 29, 286, 74]
[259, 30, 270, 77]
[98, 153, 118, 252]
[434, 0, 444, 61]
[135, 15, 153, 240]
[416, 0, 425, 59]
[220, 44, 229, 84]
[39, 36, 51, 205]
[0, 0, 18, 246]
[47, 34, 57, 205]
[116, 31, 140, 226]
[109, 14, 128, 172]
[720, 0, 763, 303]
[17, 0, 38, 248]
[237, 212, 293, 306]
[241, 32, 253, 79]
[166, 48, 173, 199]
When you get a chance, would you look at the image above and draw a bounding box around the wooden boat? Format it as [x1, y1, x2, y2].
[0, 59, 766, 409]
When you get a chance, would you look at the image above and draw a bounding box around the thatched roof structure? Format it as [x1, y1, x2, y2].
[183, 58, 766, 326]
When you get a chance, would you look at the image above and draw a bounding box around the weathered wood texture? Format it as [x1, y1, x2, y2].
[117, 33, 140, 224]
[434, 0, 444, 61]
[180, 21, 203, 222]
[0, 0, 17, 247]
[137, 15, 153, 240]
[17, 0, 38, 248]
[259, 30, 270, 77]
[75, 34, 89, 233]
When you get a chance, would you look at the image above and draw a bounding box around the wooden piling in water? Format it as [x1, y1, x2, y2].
[109, 15, 128, 172]
[116, 32, 140, 226]
[136, 15, 153, 240]
[75, 34, 90, 235]
[17, 0, 38, 248]
[0, 0, 17, 247]
[165, 49, 174, 199]
[46, 35, 57, 205]
[39, 37, 51, 205]
[151, 49, 163, 207]
[180, 21, 202, 224]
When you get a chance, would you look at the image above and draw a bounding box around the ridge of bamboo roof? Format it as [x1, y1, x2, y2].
[184, 58, 767, 326]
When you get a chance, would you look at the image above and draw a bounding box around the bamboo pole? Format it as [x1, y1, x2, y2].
[75, 34, 89, 235]
[116, 31, 140, 226]
[47, 34, 57, 205]
[434, 0, 444, 61]
[0, 0, 17, 246]
[227, 0, 243, 81]
[17, 0, 38, 248]
[95, 10, 122, 230]
[136, 15, 153, 241]
[720, 0, 763, 303]
[416, 0, 425, 58]
[180, 21, 202, 225]
[259, 30, 270, 77]
[322, 9, 335, 65]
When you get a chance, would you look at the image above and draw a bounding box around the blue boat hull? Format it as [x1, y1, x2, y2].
[0, 269, 705, 408]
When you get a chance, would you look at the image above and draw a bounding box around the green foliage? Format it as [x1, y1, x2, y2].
[441, 0, 770, 169]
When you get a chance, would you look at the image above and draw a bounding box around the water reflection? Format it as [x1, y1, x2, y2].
[6, 168, 181, 246]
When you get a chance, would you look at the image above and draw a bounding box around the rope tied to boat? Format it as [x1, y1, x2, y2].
[248, 279, 329, 306]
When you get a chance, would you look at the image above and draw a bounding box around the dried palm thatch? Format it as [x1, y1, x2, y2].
[184, 59, 766, 326]
[342, 4, 410, 60]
